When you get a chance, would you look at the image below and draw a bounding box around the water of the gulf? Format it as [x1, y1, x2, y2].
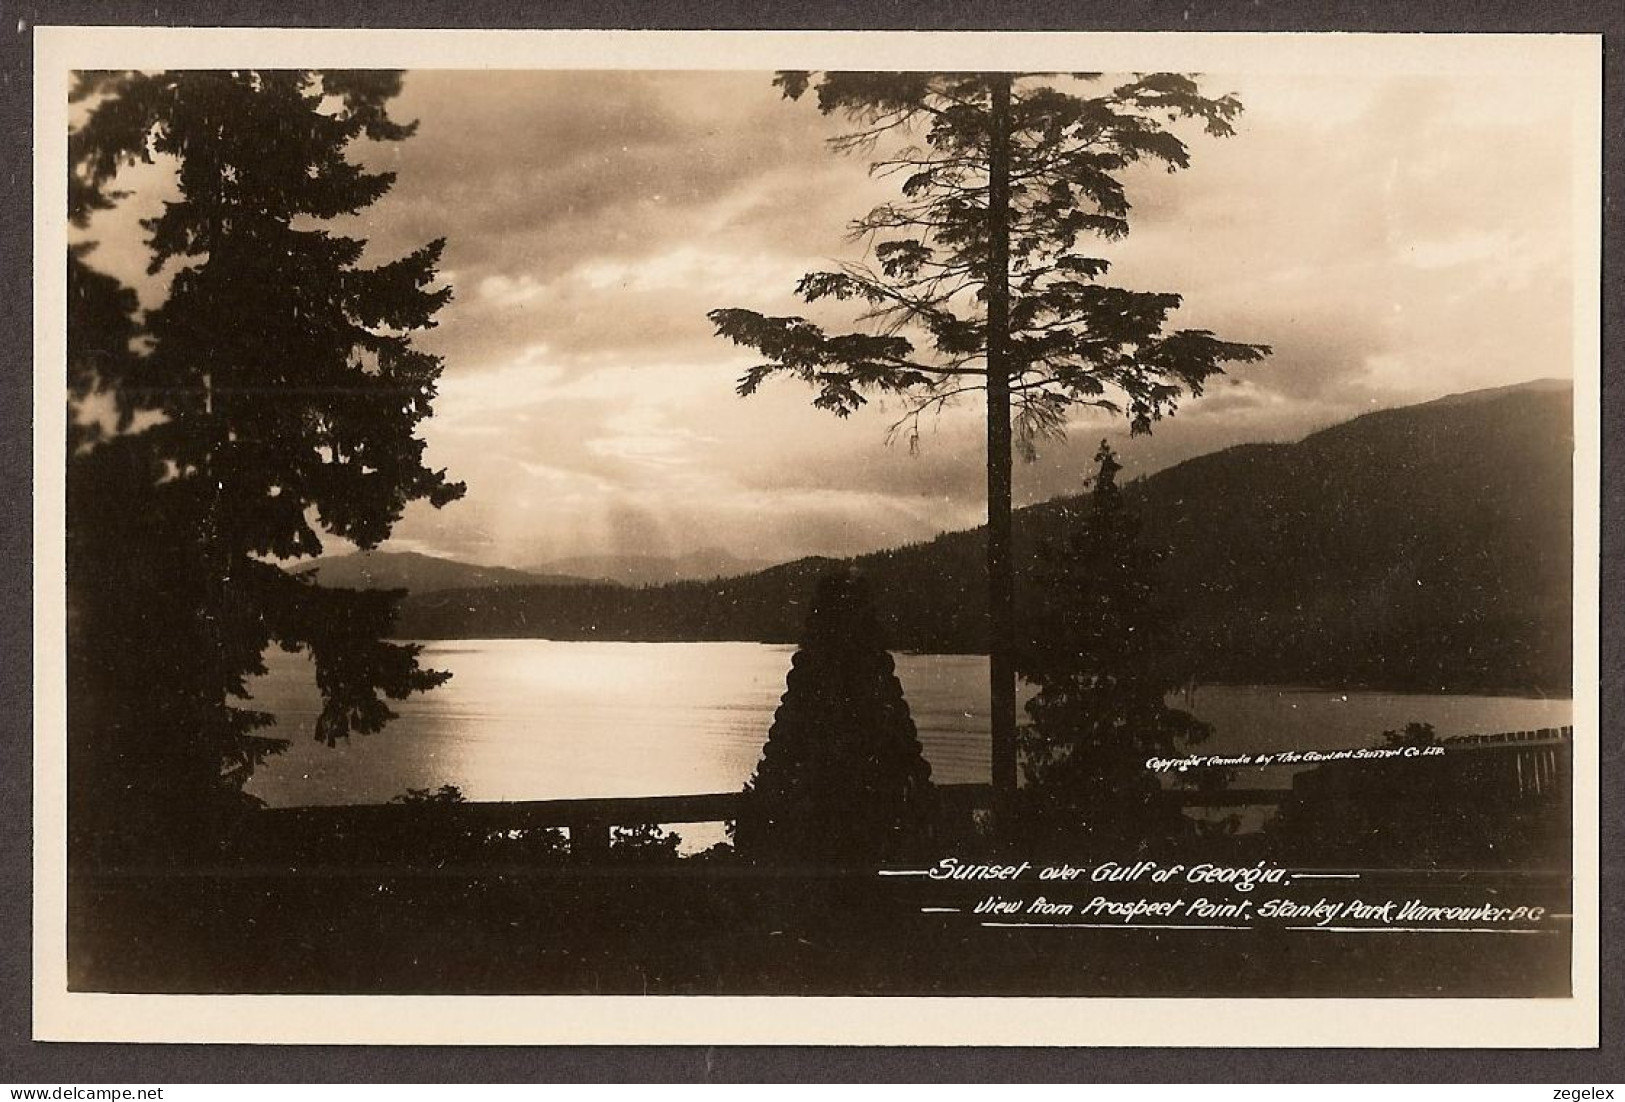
[243, 639, 1573, 815]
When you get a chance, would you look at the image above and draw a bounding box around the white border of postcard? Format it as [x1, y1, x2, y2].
[32, 26, 1603, 1047]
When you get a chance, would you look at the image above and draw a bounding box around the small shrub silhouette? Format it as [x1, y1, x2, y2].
[733, 570, 937, 866]
[390, 784, 468, 805]
[607, 823, 682, 863]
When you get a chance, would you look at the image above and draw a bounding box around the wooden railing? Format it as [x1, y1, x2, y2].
[252, 782, 1296, 855]
[1443, 725, 1573, 747]
[255, 784, 991, 855]
[247, 731, 1570, 857]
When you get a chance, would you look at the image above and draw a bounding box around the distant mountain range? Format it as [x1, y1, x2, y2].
[393, 380, 1574, 694]
[529, 548, 772, 587]
[299, 546, 774, 592]
[296, 550, 595, 592]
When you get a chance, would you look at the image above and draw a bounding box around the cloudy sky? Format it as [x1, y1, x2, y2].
[76, 66, 1581, 571]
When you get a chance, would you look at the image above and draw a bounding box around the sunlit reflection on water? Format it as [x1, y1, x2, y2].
[244, 640, 1573, 812]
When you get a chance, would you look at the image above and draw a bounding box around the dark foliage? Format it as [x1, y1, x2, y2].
[606, 823, 682, 863]
[708, 72, 1268, 447]
[1381, 722, 1443, 749]
[66, 248, 140, 454]
[1012, 442, 1213, 852]
[391, 784, 468, 805]
[67, 70, 464, 864]
[733, 571, 937, 866]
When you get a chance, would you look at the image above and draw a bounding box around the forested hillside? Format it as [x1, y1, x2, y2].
[395, 382, 1573, 693]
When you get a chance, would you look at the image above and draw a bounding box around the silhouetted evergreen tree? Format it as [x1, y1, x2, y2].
[66, 245, 221, 858]
[733, 571, 937, 865]
[1013, 441, 1213, 853]
[67, 71, 464, 863]
[66, 248, 140, 455]
[711, 71, 1269, 810]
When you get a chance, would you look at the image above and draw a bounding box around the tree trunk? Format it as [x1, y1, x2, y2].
[985, 74, 1017, 809]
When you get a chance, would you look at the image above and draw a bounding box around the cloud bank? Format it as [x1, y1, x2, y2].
[73, 68, 1580, 569]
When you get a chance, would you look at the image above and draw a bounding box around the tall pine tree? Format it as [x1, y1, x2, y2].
[710, 72, 1269, 813]
[68, 70, 464, 862]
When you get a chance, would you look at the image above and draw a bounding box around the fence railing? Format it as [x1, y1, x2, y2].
[250, 782, 1298, 855]
[246, 729, 1571, 857]
[1444, 725, 1573, 747]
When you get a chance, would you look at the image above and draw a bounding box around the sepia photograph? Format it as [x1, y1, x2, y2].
[34, 27, 1601, 1046]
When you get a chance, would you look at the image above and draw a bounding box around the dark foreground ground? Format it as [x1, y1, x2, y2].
[68, 858, 1572, 998]
[67, 743, 1575, 998]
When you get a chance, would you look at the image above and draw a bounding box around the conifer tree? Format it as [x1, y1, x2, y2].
[1015, 441, 1213, 852]
[710, 71, 1269, 811]
[734, 570, 937, 865]
[67, 70, 464, 860]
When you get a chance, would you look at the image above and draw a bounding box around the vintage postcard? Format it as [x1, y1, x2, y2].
[33, 27, 1602, 1045]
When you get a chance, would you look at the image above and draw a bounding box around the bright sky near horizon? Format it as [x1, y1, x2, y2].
[72, 67, 1581, 571]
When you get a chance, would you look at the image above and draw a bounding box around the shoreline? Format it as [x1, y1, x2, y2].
[384, 637, 1575, 702]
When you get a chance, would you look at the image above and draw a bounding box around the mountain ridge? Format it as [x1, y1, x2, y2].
[395, 379, 1574, 694]
[296, 550, 598, 592]
[527, 547, 773, 587]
